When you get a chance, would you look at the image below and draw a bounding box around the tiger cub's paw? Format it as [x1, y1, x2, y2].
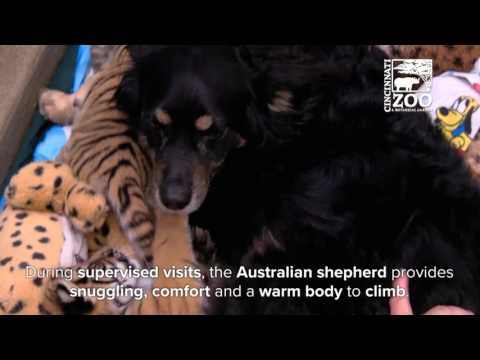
[39, 88, 76, 125]
[46, 248, 153, 315]
[133, 245, 154, 270]
[124, 215, 156, 268]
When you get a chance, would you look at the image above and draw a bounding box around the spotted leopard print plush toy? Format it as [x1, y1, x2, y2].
[0, 160, 110, 314]
[5, 160, 109, 234]
[0, 161, 204, 315]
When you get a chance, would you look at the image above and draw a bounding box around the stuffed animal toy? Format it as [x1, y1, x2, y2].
[4, 160, 109, 233]
[0, 160, 110, 314]
[0, 161, 204, 315]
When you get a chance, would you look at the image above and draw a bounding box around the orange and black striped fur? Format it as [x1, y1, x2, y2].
[55, 46, 156, 263]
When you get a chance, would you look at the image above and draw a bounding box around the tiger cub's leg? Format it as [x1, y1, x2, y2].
[63, 128, 155, 266]
[107, 172, 156, 266]
[38, 73, 101, 125]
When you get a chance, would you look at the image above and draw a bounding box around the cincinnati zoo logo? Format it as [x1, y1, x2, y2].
[384, 59, 433, 112]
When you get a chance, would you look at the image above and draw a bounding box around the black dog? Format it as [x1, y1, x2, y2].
[115, 46, 252, 215]
[190, 45, 480, 314]
[118, 45, 480, 314]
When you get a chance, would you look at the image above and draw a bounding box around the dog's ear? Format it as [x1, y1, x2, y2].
[115, 69, 140, 116]
[465, 115, 472, 135]
[117, 46, 169, 116]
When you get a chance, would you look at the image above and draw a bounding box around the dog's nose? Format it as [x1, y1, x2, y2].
[161, 181, 192, 211]
[438, 107, 449, 116]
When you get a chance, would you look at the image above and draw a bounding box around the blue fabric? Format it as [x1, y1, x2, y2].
[33, 125, 68, 161]
[0, 46, 92, 209]
[73, 45, 91, 92]
[452, 123, 466, 137]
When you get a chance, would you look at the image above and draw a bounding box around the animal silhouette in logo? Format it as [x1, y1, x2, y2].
[434, 96, 480, 151]
[394, 77, 420, 92]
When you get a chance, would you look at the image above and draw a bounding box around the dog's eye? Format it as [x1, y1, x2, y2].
[141, 112, 168, 148]
[149, 113, 170, 135]
[151, 118, 166, 130]
[195, 115, 223, 139]
[201, 125, 224, 140]
[154, 108, 172, 126]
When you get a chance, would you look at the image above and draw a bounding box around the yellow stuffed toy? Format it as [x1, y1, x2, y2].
[0, 161, 110, 314]
[0, 160, 203, 315]
[4, 160, 109, 234]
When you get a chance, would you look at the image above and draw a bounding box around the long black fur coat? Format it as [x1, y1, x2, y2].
[190, 45, 480, 315]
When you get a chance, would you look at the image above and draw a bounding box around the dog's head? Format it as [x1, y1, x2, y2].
[115, 46, 253, 214]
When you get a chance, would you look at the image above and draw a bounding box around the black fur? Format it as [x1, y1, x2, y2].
[119, 45, 480, 314]
[190, 45, 480, 314]
[115, 46, 252, 212]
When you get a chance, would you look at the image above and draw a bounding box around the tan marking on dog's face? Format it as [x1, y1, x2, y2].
[268, 90, 294, 113]
[154, 108, 172, 125]
[195, 115, 213, 131]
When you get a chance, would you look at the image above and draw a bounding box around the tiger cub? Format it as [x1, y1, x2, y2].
[40, 46, 156, 265]
[41, 247, 152, 315]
